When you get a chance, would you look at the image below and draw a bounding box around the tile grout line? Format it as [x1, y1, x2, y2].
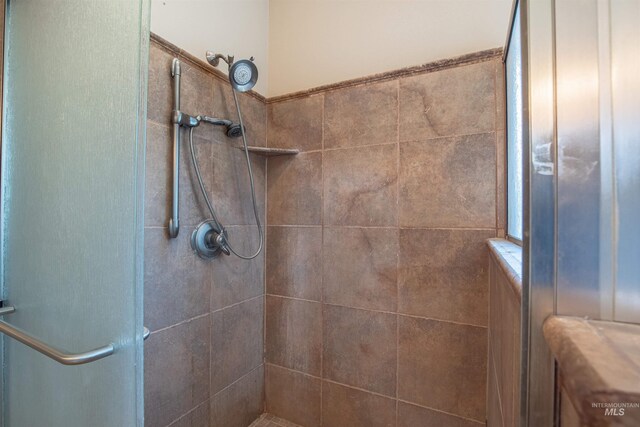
[395, 77, 401, 427]
[165, 398, 210, 427]
[211, 363, 265, 399]
[263, 224, 498, 231]
[263, 98, 269, 414]
[265, 362, 483, 424]
[398, 129, 497, 145]
[264, 294, 489, 329]
[494, 60, 500, 231]
[211, 293, 264, 314]
[150, 312, 210, 335]
[319, 92, 325, 427]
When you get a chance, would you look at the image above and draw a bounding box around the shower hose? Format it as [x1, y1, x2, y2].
[188, 89, 263, 260]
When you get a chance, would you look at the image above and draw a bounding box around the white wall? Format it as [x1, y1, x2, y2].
[151, 0, 270, 95]
[268, 0, 511, 96]
[151, 0, 512, 97]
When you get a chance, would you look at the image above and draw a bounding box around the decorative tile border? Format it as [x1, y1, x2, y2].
[151, 32, 502, 104]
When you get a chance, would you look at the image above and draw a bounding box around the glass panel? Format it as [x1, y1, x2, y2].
[506, 2, 523, 241]
[1, 1, 148, 426]
[611, 0, 640, 323]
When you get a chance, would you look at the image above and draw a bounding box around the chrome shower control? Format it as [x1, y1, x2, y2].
[190, 220, 230, 259]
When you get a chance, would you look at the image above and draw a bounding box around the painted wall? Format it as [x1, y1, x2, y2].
[268, 0, 511, 96]
[150, 0, 270, 96]
[151, 0, 511, 97]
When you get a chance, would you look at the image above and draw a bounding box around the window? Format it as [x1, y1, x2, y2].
[505, 1, 524, 242]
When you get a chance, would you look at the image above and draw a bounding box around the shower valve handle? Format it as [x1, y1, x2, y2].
[203, 227, 230, 256]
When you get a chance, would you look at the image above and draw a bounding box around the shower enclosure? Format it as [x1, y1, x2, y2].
[0, 1, 149, 425]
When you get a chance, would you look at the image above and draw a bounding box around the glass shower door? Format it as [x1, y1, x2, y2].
[0, 1, 149, 426]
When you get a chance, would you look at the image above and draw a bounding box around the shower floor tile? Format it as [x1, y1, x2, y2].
[250, 413, 303, 427]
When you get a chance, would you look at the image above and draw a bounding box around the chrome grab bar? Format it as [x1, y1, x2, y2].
[0, 306, 150, 365]
[0, 318, 114, 365]
[169, 58, 181, 238]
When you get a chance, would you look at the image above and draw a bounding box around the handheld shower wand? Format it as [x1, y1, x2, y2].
[189, 51, 263, 260]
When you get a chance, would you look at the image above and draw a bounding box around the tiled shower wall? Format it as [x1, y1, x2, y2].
[144, 37, 267, 427]
[264, 53, 505, 426]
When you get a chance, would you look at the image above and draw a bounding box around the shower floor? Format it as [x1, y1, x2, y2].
[250, 413, 302, 427]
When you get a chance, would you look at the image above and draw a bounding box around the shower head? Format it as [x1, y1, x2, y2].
[226, 123, 245, 138]
[228, 59, 258, 92]
[206, 51, 258, 92]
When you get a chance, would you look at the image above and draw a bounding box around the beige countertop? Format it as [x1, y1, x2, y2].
[544, 316, 640, 426]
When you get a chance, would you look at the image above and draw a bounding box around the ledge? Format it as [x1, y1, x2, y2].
[543, 316, 640, 425]
[487, 238, 522, 301]
[240, 146, 299, 157]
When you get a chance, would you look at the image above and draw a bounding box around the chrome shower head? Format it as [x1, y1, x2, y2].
[226, 123, 245, 138]
[206, 51, 259, 92]
[228, 59, 258, 92]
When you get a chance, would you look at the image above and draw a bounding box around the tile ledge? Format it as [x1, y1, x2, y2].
[543, 316, 640, 425]
[486, 238, 522, 300]
[240, 146, 299, 157]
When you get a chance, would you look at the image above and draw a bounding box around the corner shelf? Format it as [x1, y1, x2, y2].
[238, 146, 299, 157]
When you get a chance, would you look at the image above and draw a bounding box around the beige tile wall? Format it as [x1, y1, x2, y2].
[487, 253, 522, 427]
[265, 56, 505, 426]
[144, 40, 267, 427]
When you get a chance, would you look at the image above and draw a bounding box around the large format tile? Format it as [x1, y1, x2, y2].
[323, 144, 397, 226]
[497, 130, 506, 231]
[145, 122, 172, 228]
[322, 381, 396, 427]
[148, 44, 174, 124]
[210, 141, 266, 227]
[398, 228, 494, 326]
[179, 60, 215, 125]
[210, 366, 264, 427]
[398, 401, 482, 427]
[265, 296, 322, 375]
[267, 96, 323, 152]
[144, 227, 210, 331]
[145, 121, 215, 228]
[495, 60, 506, 131]
[398, 316, 487, 421]
[266, 365, 321, 427]
[145, 316, 210, 427]
[399, 132, 496, 228]
[399, 60, 496, 141]
[211, 225, 264, 311]
[323, 305, 397, 396]
[211, 78, 267, 147]
[211, 298, 264, 394]
[324, 80, 398, 149]
[487, 347, 504, 427]
[266, 226, 322, 301]
[323, 227, 397, 311]
[267, 152, 322, 225]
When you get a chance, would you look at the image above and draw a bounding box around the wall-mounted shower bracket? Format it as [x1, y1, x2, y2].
[173, 110, 199, 128]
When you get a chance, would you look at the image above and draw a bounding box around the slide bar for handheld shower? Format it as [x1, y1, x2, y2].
[169, 58, 181, 238]
[169, 59, 199, 238]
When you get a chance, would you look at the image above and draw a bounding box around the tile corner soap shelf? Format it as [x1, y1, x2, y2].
[238, 146, 300, 157]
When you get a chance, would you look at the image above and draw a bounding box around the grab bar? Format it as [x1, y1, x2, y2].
[169, 58, 181, 238]
[0, 318, 114, 365]
[0, 306, 150, 365]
